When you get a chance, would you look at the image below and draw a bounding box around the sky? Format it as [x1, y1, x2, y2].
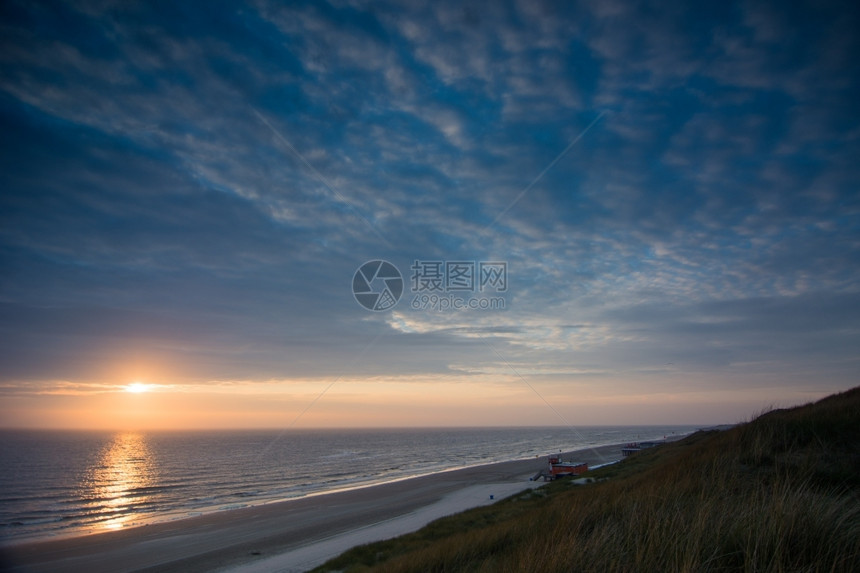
[1, 0, 858, 429]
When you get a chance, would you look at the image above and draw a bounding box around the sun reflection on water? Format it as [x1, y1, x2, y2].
[80, 432, 157, 531]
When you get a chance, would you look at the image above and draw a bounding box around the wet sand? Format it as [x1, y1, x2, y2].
[2, 443, 622, 573]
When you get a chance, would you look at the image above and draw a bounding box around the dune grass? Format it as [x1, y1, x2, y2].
[312, 387, 860, 572]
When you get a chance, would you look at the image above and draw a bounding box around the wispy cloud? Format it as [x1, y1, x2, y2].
[1, 0, 858, 423]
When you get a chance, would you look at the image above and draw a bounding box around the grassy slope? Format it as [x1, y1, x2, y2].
[313, 387, 860, 572]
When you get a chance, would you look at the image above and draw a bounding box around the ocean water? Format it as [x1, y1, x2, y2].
[0, 426, 697, 544]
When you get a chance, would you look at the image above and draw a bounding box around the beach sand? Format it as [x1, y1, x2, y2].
[2, 442, 622, 573]
[226, 480, 544, 573]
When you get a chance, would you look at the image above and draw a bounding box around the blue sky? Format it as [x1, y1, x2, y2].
[1, 0, 858, 427]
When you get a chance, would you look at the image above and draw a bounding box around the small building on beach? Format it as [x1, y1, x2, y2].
[548, 455, 588, 478]
[621, 440, 666, 456]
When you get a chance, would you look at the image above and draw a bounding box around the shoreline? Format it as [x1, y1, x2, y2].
[2, 435, 645, 547]
[2, 441, 627, 573]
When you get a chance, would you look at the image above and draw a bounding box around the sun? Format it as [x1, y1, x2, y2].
[125, 382, 151, 394]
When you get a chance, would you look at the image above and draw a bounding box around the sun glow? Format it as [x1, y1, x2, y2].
[125, 383, 152, 394]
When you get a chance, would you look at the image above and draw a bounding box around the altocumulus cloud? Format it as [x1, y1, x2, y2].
[0, 0, 858, 414]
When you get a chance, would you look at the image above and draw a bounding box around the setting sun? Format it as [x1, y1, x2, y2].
[125, 383, 151, 394]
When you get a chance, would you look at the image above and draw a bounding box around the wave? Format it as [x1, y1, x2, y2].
[0, 425, 697, 544]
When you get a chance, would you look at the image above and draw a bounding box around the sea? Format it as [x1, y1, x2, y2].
[0, 426, 698, 544]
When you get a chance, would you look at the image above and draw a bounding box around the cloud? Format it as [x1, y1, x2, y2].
[0, 0, 858, 421]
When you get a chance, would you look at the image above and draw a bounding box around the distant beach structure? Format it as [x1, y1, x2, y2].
[621, 440, 667, 456]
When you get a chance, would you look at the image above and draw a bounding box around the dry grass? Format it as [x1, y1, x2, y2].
[313, 387, 860, 572]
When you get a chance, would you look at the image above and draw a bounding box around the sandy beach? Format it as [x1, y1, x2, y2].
[2, 443, 623, 573]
